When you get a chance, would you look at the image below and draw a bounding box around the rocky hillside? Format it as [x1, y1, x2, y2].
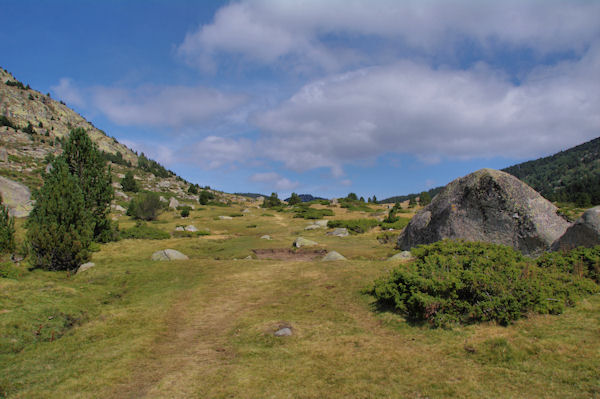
[0, 67, 247, 215]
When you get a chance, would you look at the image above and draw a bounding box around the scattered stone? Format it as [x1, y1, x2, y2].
[387, 251, 414, 261]
[315, 220, 329, 227]
[244, 255, 253, 260]
[294, 237, 318, 248]
[327, 228, 349, 237]
[45, 163, 53, 174]
[169, 197, 179, 209]
[397, 169, 570, 255]
[304, 224, 320, 230]
[151, 249, 189, 261]
[552, 206, 600, 250]
[185, 225, 198, 232]
[0, 176, 33, 217]
[111, 204, 126, 213]
[261, 235, 272, 240]
[242, 208, 251, 213]
[159, 196, 168, 203]
[77, 262, 95, 274]
[175, 226, 185, 232]
[274, 327, 293, 337]
[322, 251, 346, 261]
[0, 148, 7, 162]
[111, 182, 122, 189]
[219, 215, 233, 220]
[114, 190, 129, 201]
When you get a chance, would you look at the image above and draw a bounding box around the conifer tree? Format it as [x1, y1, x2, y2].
[27, 158, 92, 271]
[121, 170, 139, 192]
[0, 194, 15, 253]
[62, 128, 114, 241]
[288, 192, 302, 205]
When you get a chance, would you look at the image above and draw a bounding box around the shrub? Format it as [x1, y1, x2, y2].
[262, 192, 282, 208]
[199, 190, 214, 205]
[537, 246, 600, 282]
[367, 240, 599, 328]
[27, 158, 92, 271]
[380, 218, 410, 231]
[120, 221, 170, 240]
[288, 192, 302, 205]
[293, 205, 334, 219]
[172, 229, 210, 238]
[327, 218, 379, 233]
[127, 192, 164, 221]
[0, 261, 25, 279]
[180, 207, 191, 218]
[0, 194, 15, 253]
[188, 184, 199, 194]
[229, 213, 244, 217]
[339, 198, 374, 212]
[120, 171, 139, 192]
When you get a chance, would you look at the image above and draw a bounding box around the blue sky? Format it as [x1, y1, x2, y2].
[2, 0, 599, 199]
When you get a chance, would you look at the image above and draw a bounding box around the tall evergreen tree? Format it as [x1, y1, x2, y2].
[27, 158, 92, 271]
[0, 194, 15, 253]
[121, 170, 139, 192]
[61, 128, 114, 241]
[288, 192, 302, 205]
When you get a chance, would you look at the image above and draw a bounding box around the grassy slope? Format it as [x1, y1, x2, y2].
[1, 203, 599, 398]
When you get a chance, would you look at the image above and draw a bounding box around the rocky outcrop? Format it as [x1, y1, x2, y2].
[151, 249, 189, 261]
[0, 176, 33, 217]
[552, 206, 600, 250]
[397, 169, 569, 255]
[322, 251, 346, 261]
[294, 237, 318, 248]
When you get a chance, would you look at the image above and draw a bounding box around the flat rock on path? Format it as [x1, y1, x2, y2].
[397, 168, 569, 256]
[151, 249, 189, 261]
[552, 206, 600, 250]
[0, 176, 33, 217]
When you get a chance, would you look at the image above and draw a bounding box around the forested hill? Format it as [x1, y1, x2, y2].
[502, 136, 600, 206]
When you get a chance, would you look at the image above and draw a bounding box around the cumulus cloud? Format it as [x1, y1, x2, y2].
[178, 0, 600, 71]
[51, 78, 86, 108]
[186, 135, 254, 169]
[251, 45, 600, 174]
[91, 85, 247, 128]
[250, 172, 299, 191]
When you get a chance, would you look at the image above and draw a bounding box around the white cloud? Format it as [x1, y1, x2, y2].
[251, 45, 600, 174]
[187, 135, 253, 169]
[91, 85, 247, 128]
[51, 78, 85, 108]
[178, 0, 600, 71]
[250, 172, 299, 191]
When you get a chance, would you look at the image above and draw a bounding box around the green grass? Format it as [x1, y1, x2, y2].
[1, 202, 599, 398]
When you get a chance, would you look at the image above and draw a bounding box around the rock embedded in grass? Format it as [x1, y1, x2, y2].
[151, 249, 189, 261]
[387, 251, 414, 261]
[294, 237, 318, 248]
[219, 215, 233, 220]
[327, 228, 349, 237]
[169, 197, 179, 209]
[261, 235, 272, 240]
[552, 206, 600, 250]
[274, 327, 292, 337]
[322, 251, 346, 261]
[76, 262, 95, 274]
[185, 225, 198, 232]
[304, 224, 320, 230]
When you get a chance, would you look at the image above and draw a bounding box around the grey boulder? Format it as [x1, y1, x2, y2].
[327, 228, 349, 237]
[322, 251, 346, 261]
[76, 262, 95, 274]
[151, 249, 189, 261]
[552, 206, 600, 250]
[294, 237, 318, 248]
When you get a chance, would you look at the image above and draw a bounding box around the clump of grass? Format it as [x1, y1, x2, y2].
[293, 204, 334, 219]
[120, 222, 170, 240]
[327, 219, 380, 233]
[380, 218, 410, 230]
[172, 230, 210, 238]
[229, 213, 244, 217]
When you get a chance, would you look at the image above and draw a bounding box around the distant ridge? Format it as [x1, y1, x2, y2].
[284, 194, 327, 203]
[235, 192, 267, 199]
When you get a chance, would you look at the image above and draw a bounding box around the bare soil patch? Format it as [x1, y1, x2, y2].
[252, 248, 327, 260]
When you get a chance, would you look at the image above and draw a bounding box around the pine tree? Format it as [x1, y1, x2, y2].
[62, 128, 114, 241]
[27, 158, 92, 271]
[0, 194, 15, 253]
[121, 170, 139, 192]
[288, 192, 302, 205]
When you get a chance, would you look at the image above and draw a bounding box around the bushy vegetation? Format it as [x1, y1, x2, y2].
[328, 218, 380, 233]
[288, 192, 302, 205]
[137, 152, 173, 178]
[179, 206, 191, 218]
[127, 192, 165, 221]
[101, 150, 132, 167]
[0, 194, 15, 253]
[5, 79, 27, 90]
[120, 171, 139, 192]
[119, 221, 170, 240]
[368, 240, 599, 328]
[199, 189, 215, 205]
[537, 246, 600, 282]
[292, 204, 334, 219]
[379, 218, 410, 230]
[26, 158, 92, 271]
[339, 196, 374, 212]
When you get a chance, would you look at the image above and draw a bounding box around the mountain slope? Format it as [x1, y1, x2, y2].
[502, 137, 600, 206]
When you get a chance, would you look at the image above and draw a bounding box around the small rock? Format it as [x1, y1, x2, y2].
[327, 228, 349, 237]
[274, 327, 293, 337]
[0, 148, 7, 162]
[261, 235, 272, 240]
[151, 249, 189, 261]
[77, 262, 95, 274]
[114, 191, 129, 201]
[387, 251, 414, 261]
[242, 208, 251, 213]
[159, 196, 168, 203]
[175, 226, 185, 232]
[244, 255, 253, 260]
[322, 251, 346, 261]
[219, 216, 233, 220]
[304, 224, 320, 230]
[169, 197, 179, 209]
[314, 220, 329, 227]
[294, 237, 318, 248]
[111, 204, 126, 213]
[45, 163, 53, 173]
[185, 225, 198, 232]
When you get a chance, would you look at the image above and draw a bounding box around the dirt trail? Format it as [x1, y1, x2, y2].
[107, 265, 274, 398]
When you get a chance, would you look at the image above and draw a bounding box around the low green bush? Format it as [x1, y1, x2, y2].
[367, 240, 599, 328]
[120, 222, 170, 240]
[229, 213, 244, 217]
[127, 192, 165, 221]
[179, 206, 191, 218]
[327, 218, 379, 233]
[537, 246, 600, 282]
[293, 205, 334, 219]
[380, 218, 410, 230]
[172, 230, 210, 238]
[0, 262, 25, 279]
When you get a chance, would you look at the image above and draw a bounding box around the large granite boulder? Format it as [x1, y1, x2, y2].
[151, 249, 189, 261]
[552, 206, 600, 250]
[397, 169, 569, 255]
[0, 176, 33, 217]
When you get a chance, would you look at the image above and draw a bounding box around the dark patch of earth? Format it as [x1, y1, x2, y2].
[252, 248, 327, 260]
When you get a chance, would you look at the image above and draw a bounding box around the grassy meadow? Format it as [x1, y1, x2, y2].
[1, 201, 599, 398]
